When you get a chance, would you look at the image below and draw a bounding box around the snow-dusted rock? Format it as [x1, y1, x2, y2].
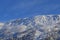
[0, 15, 60, 40]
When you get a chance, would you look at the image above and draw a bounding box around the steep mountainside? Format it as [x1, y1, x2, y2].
[0, 15, 60, 40]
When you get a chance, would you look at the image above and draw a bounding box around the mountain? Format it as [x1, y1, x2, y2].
[0, 23, 4, 29]
[0, 15, 60, 40]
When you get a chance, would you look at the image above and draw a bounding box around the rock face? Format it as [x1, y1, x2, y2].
[0, 15, 60, 40]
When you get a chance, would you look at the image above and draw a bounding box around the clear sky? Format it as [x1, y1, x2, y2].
[0, 0, 60, 22]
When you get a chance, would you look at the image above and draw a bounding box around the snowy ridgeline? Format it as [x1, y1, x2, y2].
[0, 15, 60, 40]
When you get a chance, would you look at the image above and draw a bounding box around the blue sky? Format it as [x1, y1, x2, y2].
[0, 0, 60, 22]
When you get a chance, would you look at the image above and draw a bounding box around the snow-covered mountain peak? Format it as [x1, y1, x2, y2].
[0, 15, 60, 40]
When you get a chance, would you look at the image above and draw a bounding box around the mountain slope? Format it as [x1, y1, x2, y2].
[0, 15, 60, 40]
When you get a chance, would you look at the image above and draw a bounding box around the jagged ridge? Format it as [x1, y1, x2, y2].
[0, 15, 60, 40]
